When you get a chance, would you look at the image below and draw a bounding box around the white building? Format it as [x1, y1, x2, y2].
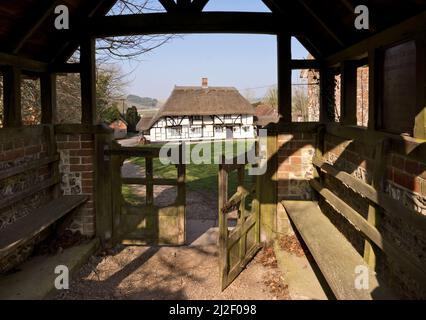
[143, 79, 256, 142]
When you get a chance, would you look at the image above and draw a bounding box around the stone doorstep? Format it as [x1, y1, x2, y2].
[0, 239, 99, 300]
[273, 241, 330, 301]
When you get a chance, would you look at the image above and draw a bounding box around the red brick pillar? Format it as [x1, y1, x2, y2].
[56, 132, 95, 236]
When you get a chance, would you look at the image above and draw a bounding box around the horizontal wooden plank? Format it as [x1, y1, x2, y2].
[283, 200, 396, 300]
[78, 12, 288, 37]
[310, 179, 426, 286]
[272, 121, 320, 134]
[228, 213, 256, 248]
[0, 195, 88, 257]
[121, 177, 177, 186]
[325, 123, 426, 162]
[0, 154, 59, 181]
[123, 204, 178, 216]
[54, 123, 112, 135]
[0, 177, 60, 210]
[107, 147, 161, 158]
[290, 59, 322, 70]
[313, 157, 426, 232]
[0, 52, 48, 72]
[0, 125, 48, 143]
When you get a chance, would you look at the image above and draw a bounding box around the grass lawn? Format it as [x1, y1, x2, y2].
[128, 141, 256, 195]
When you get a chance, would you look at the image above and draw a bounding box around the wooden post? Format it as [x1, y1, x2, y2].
[340, 61, 357, 126]
[218, 160, 229, 290]
[80, 37, 97, 125]
[367, 49, 377, 131]
[363, 139, 389, 269]
[414, 36, 426, 139]
[177, 143, 186, 244]
[258, 127, 278, 243]
[277, 33, 292, 122]
[145, 157, 154, 206]
[2, 66, 22, 127]
[40, 73, 57, 124]
[95, 129, 114, 244]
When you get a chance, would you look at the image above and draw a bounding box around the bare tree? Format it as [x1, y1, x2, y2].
[263, 86, 278, 108]
[96, 0, 178, 62]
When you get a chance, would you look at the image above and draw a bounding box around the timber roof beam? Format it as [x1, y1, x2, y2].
[71, 12, 290, 38]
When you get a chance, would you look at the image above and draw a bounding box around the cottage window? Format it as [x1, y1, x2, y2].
[191, 126, 202, 135]
[193, 116, 202, 121]
[215, 126, 223, 133]
[168, 126, 182, 138]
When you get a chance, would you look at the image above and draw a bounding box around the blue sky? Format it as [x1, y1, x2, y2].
[114, 0, 309, 101]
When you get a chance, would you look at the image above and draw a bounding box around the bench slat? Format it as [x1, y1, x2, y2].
[0, 195, 88, 257]
[282, 200, 396, 300]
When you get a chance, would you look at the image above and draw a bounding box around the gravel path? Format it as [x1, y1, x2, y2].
[54, 161, 289, 300]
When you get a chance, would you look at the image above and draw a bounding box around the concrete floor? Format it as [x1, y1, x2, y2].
[0, 240, 99, 300]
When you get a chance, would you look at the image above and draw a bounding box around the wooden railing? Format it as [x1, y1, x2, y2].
[313, 124, 426, 285]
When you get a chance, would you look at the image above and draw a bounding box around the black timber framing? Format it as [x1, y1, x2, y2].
[80, 38, 96, 125]
[340, 61, 357, 126]
[0, 52, 47, 73]
[2, 65, 22, 127]
[7, 0, 61, 55]
[40, 73, 57, 124]
[277, 33, 292, 122]
[74, 12, 286, 37]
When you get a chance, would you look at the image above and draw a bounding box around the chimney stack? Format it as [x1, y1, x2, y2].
[201, 77, 208, 88]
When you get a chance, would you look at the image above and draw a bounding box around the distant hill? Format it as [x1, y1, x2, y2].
[127, 94, 158, 108]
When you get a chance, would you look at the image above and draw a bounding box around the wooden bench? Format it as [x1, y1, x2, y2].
[0, 138, 89, 261]
[0, 195, 88, 259]
[282, 200, 395, 300]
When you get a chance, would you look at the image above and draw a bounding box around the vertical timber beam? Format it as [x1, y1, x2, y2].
[414, 35, 426, 139]
[340, 61, 357, 126]
[258, 127, 278, 243]
[40, 73, 57, 124]
[2, 66, 22, 127]
[277, 33, 292, 122]
[368, 49, 378, 131]
[80, 37, 97, 125]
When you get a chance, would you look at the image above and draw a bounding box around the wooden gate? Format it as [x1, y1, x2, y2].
[107, 143, 186, 245]
[218, 157, 261, 290]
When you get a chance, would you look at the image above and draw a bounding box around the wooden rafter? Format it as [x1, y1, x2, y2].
[158, 0, 178, 12]
[8, 0, 60, 54]
[191, 0, 210, 12]
[296, 0, 345, 47]
[51, 0, 118, 65]
[261, 0, 324, 58]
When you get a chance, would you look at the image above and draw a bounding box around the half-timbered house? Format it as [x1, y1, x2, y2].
[147, 79, 255, 142]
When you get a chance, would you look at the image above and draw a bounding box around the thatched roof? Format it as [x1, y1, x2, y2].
[255, 104, 279, 127]
[147, 86, 255, 128]
[136, 116, 153, 133]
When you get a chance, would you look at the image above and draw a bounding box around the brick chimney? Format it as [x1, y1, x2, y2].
[201, 77, 208, 88]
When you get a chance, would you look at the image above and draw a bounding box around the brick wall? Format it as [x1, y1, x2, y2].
[277, 132, 316, 200]
[323, 134, 426, 298]
[56, 133, 95, 236]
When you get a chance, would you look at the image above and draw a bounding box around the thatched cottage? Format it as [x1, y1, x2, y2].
[146, 79, 255, 142]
